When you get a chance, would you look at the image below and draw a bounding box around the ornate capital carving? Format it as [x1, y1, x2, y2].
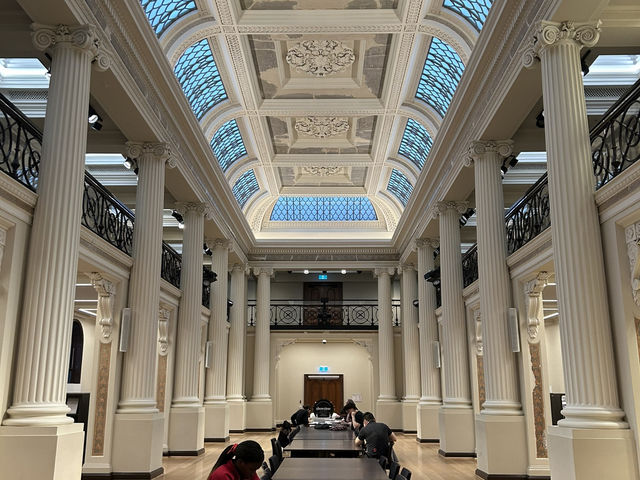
[466, 140, 514, 166]
[301, 166, 343, 176]
[230, 263, 247, 274]
[524, 272, 551, 343]
[253, 267, 274, 278]
[523, 21, 601, 69]
[174, 202, 207, 217]
[286, 40, 355, 77]
[416, 238, 439, 250]
[625, 223, 640, 309]
[89, 273, 116, 343]
[158, 307, 170, 356]
[400, 264, 416, 273]
[32, 24, 110, 71]
[473, 309, 483, 356]
[295, 117, 349, 139]
[432, 201, 469, 217]
[206, 237, 231, 251]
[373, 267, 395, 278]
[125, 142, 172, 163]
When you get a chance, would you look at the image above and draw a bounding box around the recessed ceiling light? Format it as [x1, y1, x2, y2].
[341, 269, 347, 274]
[304, 269, 309, 274]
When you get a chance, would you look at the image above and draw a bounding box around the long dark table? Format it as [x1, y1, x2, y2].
[285, 426, 362, 458]
[273, 458, 387, 480]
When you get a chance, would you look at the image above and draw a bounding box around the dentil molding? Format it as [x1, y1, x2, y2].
[294, 117, 350, 139]
[286, 40, 355, 77]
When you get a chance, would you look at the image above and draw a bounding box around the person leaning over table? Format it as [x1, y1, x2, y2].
[343, 400, 364, 433]
[290, 405, 311, 426]
[354, 412, 397, 460]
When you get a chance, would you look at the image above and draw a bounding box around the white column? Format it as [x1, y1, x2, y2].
[467, 141, 527, 475]
[375, 267, 396, 400]
[0, 24, 109, 480]
[435, 201, 475, 455]
[246, 267, 273, 430]
[524, 21, 637, 480]
[112, 142, 171, 475]
[3, 23, 109, 427]
[204, 239, 231, 441]
[169, 203, 206, 454]
[401, 264, 420, 432]
[227, 264, 248, 432]
[416, 239, 442, 441]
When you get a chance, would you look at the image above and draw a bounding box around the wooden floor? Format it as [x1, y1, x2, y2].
[161, 432, 478, 480]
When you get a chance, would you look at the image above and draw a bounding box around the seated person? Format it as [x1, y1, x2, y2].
[290, 405, 311, 426]
[208, 440, 264, 480]
[343, 401, 364, 432]
[278, 421, 292, 448]
[355, 412, 397, 459]
[313, 399, 334, 418]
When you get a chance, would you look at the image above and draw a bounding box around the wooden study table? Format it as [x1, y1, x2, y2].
[272, 458, 387, 480]
[284, 426, 362, 458]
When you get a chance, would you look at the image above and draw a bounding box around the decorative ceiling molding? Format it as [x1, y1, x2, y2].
[286, 40, 356, 77]
[294, 117, 350, 139]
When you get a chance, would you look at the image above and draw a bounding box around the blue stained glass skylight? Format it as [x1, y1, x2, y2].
[232, 170, 259, 209]
[140, 0, 197, 36]
[416, 37, 465, 118]
[174, 39, 227, 120]
[270, 197, 378, 222]
[210, 119, 247, 172]
[398, 118, 433, 170]
[443, 0, 492, 31]
[387, 169, 413, 207]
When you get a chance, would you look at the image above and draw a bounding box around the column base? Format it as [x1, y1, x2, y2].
[246, 400, 273, 430]
[228, 399, 247, 432]
[548, 426, 639, 480]
[417, 403, 440, 441]
[376, 399, 402, 430]
[0, 424, 84, 480]
[438, 406, 475, 456]
[204, 402, 230, 441]
[111, 413, 164, 477]
[168, 406, 205, 455]
[475, 413, 527, 476]
[401, 399, 419, 433]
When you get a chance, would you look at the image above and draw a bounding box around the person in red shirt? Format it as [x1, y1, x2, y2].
[207, 440, 265, 480]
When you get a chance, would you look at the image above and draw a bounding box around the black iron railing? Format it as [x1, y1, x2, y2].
[0, 92, 40, 191]
[161, 243, 181, 288]
[247, 299, 401, 329]
[505, 174, 551, 256]
[202, 265, 218, 308]
[461, 244, 478, 288]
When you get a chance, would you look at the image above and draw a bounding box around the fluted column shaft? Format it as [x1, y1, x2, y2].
[525, 21, 625, 428]
[118, 142, 171, 413]
[252, 268, 272, 400]
[469, 141, 521, 415]
[401, 265, 421, 399]
[205, 240, 230, 403]
[4, 24, 109, 426]
[227, 265, 247, 400]
[171, 204, 206, 407]
[436, 202, 472, 407]
[417, 240, 441, 404]
[376, 268, 396, 400]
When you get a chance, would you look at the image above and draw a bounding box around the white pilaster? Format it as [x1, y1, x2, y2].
[0, 23, 109, 480]
[434, 201, 475, 456]
[416, 239, 441, 442]
[169, 203, 206, 454]
[524, 20, 637, 480]
[112, 141, 170, 476]
[227, 264, 248, 432]
[401, 264, 420, 432]
[204, 238, 231, 441]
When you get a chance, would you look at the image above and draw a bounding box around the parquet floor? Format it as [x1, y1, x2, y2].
[161, 432, 478, 480]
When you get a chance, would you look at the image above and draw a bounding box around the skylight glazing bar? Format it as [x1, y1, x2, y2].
[398, 118, 433, 170]
[210, 119, 247, 172]
[232, 169, 259, 208]
[140, 0, 197, 36]
[270, 197, 377, 222]
[443, 0, 492, 31]
[387, 169, 413, 207]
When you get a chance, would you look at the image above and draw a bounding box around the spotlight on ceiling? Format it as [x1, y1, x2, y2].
[123, 157, 133, 170]
[536, 110, 545, 129]
[303, 269, 309, 274]
[341, 269, 347, 274]
[88, 106, 102, 130]
[322, 339, 327, 344]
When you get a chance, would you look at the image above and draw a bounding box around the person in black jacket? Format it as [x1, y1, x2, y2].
[278, 421, 292, 447]
[290, 405, 311, 426]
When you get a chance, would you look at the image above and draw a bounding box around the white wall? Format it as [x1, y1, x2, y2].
[544, 319, 565, 393]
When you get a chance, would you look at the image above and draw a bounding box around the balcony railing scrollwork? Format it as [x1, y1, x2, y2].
[461, 244, 479, 288]
[505, 174, 551, 256]
[161, 242, 181, 288]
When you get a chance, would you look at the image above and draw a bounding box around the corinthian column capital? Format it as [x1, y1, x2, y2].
[416, 238, 439, 250]
[373, 267, 395, 278]
[523, 20, 601, 69]
[253, 267, 274, 278]
[174, 202, 208, 217]
[206, 237, 231, 251]
[32, 23, 110, 71]
[432, 200, 469, 217]
[125, 142, 172, 163]
[465, 140, 513, 166]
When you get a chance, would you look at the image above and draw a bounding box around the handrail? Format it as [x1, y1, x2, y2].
[461, 244, 478, 288]
[161, 243, 182, 288]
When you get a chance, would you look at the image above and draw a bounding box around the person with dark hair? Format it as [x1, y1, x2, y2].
[278, 420, 292, 448]
[290, 405, 311, 426]
[207, 440, 265, 480]
[355, 412, 397, 459]
[343, 401, 364, 432]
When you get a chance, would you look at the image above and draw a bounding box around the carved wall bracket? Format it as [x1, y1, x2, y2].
[524, 271, 551, 343]
[89, 273, 116, 343]
[625, 223, 640, 309]
[158, 306, 171, 356]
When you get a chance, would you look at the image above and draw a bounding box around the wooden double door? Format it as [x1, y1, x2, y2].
[304, 373, 344, 414]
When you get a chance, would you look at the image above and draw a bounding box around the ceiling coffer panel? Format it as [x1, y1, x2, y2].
[267, 115, 377, 155]
[240, 0, 398, 10]
[248, 34, 392, 100]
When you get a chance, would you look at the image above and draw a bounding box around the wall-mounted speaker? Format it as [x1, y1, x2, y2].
[508, 307, 521, 353]
[431, 340, 441, 368]
[119, 308, 131, 353]
[205, 341, 213, 368]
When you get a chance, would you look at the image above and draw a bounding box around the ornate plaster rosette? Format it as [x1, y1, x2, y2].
[286, 40, 355, 77]
[295, 116, 349, 138]
[301, 166, 342, 177]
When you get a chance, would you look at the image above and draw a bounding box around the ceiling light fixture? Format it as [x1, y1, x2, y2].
[123, 157, 134, 170]
[341, 269, 347, 274]
[304, 269, 309, 274]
